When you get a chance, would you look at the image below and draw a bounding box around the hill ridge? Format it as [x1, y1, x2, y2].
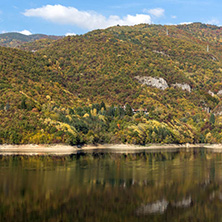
[1, 23, 222, 144]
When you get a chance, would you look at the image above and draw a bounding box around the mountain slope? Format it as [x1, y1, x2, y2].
[1, 23, 222, 145]
[38, 24, 222, 104]
[0, 32, 63, 48]
[0, 46, 80, 144]
[17, 38, 58, 52]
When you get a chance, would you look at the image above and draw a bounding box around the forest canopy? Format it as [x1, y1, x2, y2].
[1, 23, 222, 145]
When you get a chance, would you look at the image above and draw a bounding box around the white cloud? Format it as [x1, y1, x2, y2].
[179, 22, 193, 25]
[171, 15, 177, 19]
[144, 8, 165, 18]
[207, 18, 220, 25]
[23, 4, 152, 30]
[19, 30, 32, 35]
[1, 30, 32, 35]
[65, 32, 76, 36]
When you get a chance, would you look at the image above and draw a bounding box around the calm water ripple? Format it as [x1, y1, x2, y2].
[1, 148, 222, 221]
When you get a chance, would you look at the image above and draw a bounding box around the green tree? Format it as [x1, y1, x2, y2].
[100, 101, 106, 110]
[115, 105, 125, 117]
[209, 113, 215, 125]
[125, 104, 133, 116]
[20, 98, 27, 109]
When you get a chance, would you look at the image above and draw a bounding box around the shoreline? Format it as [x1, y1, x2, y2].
[0, 143, 222, 155]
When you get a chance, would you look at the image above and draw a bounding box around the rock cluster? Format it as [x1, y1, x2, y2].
[172, 83, 191, 92]
[208, 90, 215, 97]
[208, 90, 222, 99]
[135, 76, 169, 90]
[217, 90, 222, 96]
[135, 76, 192, 92]
[152, 50, 170, 57]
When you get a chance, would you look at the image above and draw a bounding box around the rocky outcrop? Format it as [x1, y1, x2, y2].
[217, 90, 222, 96]
[213, 101, 222, 116]
[135, 76, 169, 90]
[211, 55, 217, 61]
[208, 90, 215, 97]
[135, 76, 192, 93]
[172, 83, 191, 92]
[203, 107, 211, 113]
[152, 50, 170, 57]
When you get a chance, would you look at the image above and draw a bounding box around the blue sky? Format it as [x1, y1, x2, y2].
[0, 0, 222, 36]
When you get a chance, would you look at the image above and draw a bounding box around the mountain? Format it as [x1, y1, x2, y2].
[36, 23, 222, 105]
[1, 23, 222, 145]
[17, 38, 58, 52]
[0, 32, 63, 48]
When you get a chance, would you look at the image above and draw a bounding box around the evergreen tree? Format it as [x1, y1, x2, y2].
[21, 98, 27, 109]
[209, 113, 215, 125]
[125, 104, 133, 116]
[115, 105, 125, 117]
[100, 101, 106, 110]
[5, 102, 10, 111]
[107, 105, 115, 117]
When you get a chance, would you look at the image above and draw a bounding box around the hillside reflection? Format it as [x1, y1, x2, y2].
[1, 149, 222, 222]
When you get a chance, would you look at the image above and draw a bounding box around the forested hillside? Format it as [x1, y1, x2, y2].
[1, 23, 222, 145]
[17, 38, 58, 52]
[0, 32, 63, 48]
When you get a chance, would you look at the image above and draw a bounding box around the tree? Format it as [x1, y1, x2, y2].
[125, 104, 133, 116]
[209, 113, 215, 125]
[115, 105, 125, 117]
[4, 102, 10, 111]
[100, 101, 106, 110]
[21, 97, 27, 109]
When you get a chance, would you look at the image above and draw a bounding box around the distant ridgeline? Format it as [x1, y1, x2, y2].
[1, 23, 222, 145]
[0, 32, 63, 48]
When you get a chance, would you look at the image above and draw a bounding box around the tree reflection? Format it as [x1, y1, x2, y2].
[1, 149, 222, 221]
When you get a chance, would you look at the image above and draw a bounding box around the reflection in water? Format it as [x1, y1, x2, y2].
[136, 199, 169, 214]
[171, 196, 192, 208]
[1, 149, 222, 221]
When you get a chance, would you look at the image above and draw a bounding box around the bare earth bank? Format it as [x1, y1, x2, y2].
[0, 143, 222, 155]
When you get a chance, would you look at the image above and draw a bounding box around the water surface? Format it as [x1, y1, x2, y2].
[1, 148, 222, 222]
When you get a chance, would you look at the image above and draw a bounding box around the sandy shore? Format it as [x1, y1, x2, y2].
[0, 143, 222, 155]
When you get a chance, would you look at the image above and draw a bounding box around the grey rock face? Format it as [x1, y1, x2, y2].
[203, 107, 211, 113]
[152, 50, 170, 57]
[172, 83, 191, 92]
[208, 90, 215, 97]
[135, 76, 169, 90]
[217, 90, 222, 96]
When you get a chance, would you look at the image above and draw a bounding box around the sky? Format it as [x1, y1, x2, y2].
[0, 0, 222, 36]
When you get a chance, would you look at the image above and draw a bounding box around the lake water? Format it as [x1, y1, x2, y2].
[1, 148, 222, 222]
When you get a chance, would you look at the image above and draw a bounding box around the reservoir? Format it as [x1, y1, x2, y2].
[0, 148, 222, 222]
